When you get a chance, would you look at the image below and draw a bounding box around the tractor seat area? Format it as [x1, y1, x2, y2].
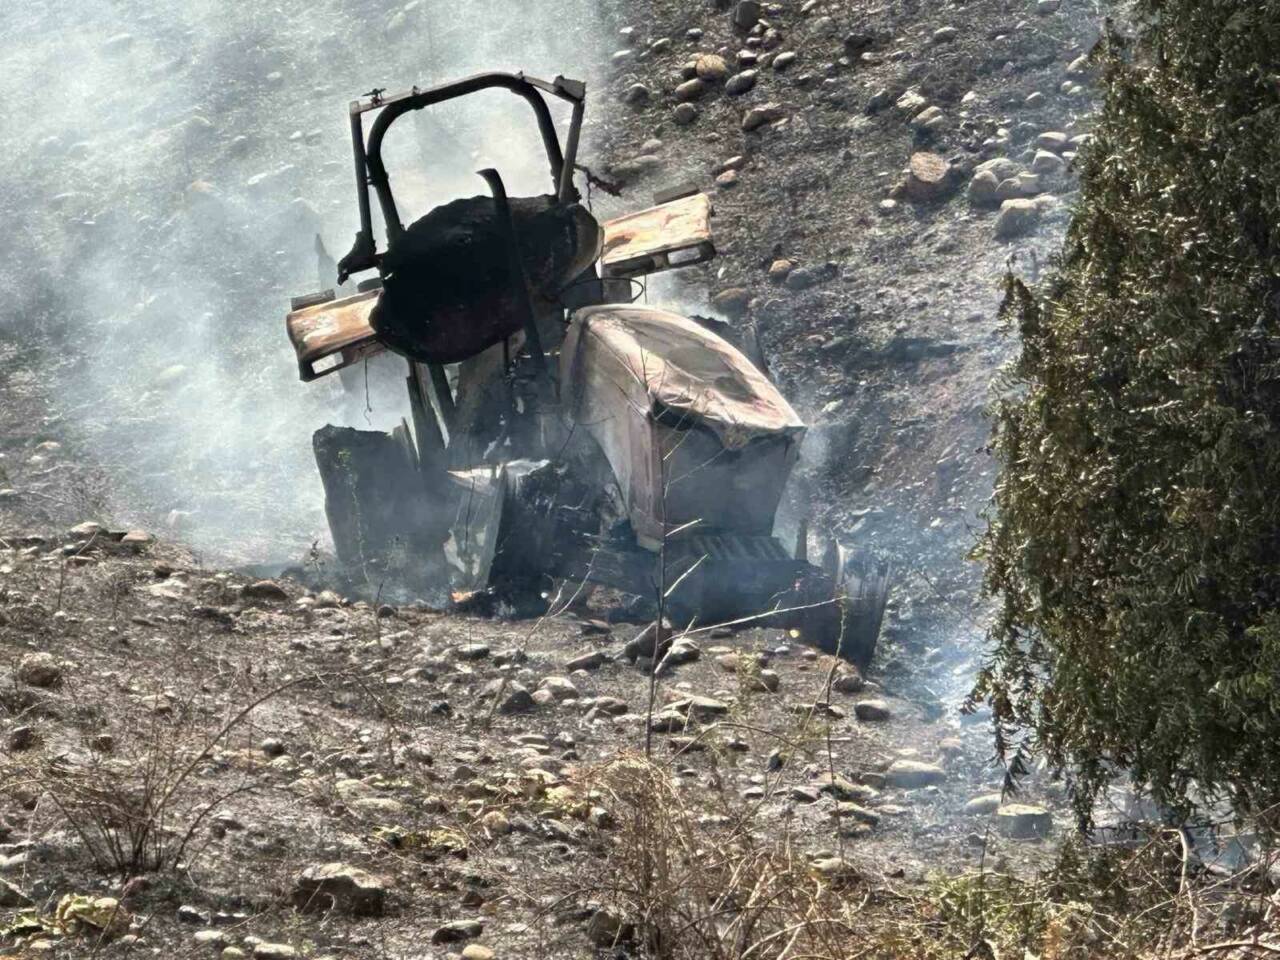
[371, 194, 602, 365]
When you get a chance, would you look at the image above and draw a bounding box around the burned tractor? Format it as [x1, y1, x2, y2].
[285, 72, 890, 667]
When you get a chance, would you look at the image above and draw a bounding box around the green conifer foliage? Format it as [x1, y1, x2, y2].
[974, 1, 1280, 824]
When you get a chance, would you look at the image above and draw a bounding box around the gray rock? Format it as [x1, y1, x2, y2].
[712, 287, 752, 319]
[964, 793, 1003, 815]
[742, 103, 785, 132]
[17, 653, 62, 688]
[241, 580, 288, 601]
[498, 684, 536, 715]
[773, 51, 797, 71]
[538, 676, 580, 701]
[895, 90, 928, 117]
[623, 83, 650, 105]
[566, 651, 607, 672]
[433, 920, 484, 944]
[885, 760, 946, 788]
[968, 170, 1001, 206]
[903, 152, 950, 201]
[695, 54, 729, 81]
[932, 26, 959, 44]
[994, 803, 1053, 838]
[1031, 149, 1067, 175]
[8, 726, 35, 751]
[675, 79, 707, 102]
[252, 945, 296, 960]
[292, 863, 390, 916]
[673, 103, 699, 125]
[733, 0, 763, 29]
[994, 198, 1043, 239]
[854, 699, 891, 721]
[1035, 131, 1070, 153]
[726, 70, 758, 95]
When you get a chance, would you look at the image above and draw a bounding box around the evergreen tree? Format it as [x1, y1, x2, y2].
[975, 1, 1280, 824]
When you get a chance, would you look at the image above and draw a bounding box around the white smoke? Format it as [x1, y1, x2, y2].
[0, 0, 614, 563]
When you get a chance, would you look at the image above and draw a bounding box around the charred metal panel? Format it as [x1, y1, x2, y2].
[561, 304, 804, 549]
[286, 291, 383, 381]
[601, 193, 715, 279]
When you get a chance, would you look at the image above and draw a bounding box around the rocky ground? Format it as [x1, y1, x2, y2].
[0, 524, 1073, 959]
[0, 0, 1124, 957]
[586, 0, 1100, 593]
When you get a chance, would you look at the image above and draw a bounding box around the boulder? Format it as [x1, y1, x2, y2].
[726, 70, 758, 95]
[673, 103, 699, 125]
[292, 863, 391, 916]
[538, 676, 580, 701]
[241, 580, 288, 602]
[1031, 149, 1067, 175]
[994, 803, 1053, 838]
[695, 54, 729, 81]
[675, 79, 707, 102]
[17, 653, 62, 688]
[711, 287, 752, 319]
[964, 793, 1003, 815]
[732, 0, 763, 30]
[565, 651, 607, 672]
[497, 684, 536, 714]
[1035, 131, 1070, 153]
[994, 198, 1043, 239]
[975, 157, 1022, 181]
[885, 760, 946, 788]
[903, 152, 951, 201]
[742, 103, 785, 132]
[433, 920, 484, 944]
[895, 90, 928, 117]
[854, 699, 891, 721]
[968, 170, 1001, 206]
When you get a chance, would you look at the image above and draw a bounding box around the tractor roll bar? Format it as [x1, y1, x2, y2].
[337, 71, 587, 283]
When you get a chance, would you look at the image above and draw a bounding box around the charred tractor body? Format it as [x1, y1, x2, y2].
[285, 72, 889, 667]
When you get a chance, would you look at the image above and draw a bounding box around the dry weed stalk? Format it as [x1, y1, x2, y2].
[562, 754, 870, 960]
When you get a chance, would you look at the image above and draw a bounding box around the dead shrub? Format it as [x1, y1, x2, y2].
[564, 754, 870, 960]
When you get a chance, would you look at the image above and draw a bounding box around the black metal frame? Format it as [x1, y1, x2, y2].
[337, 71, 587, 284]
